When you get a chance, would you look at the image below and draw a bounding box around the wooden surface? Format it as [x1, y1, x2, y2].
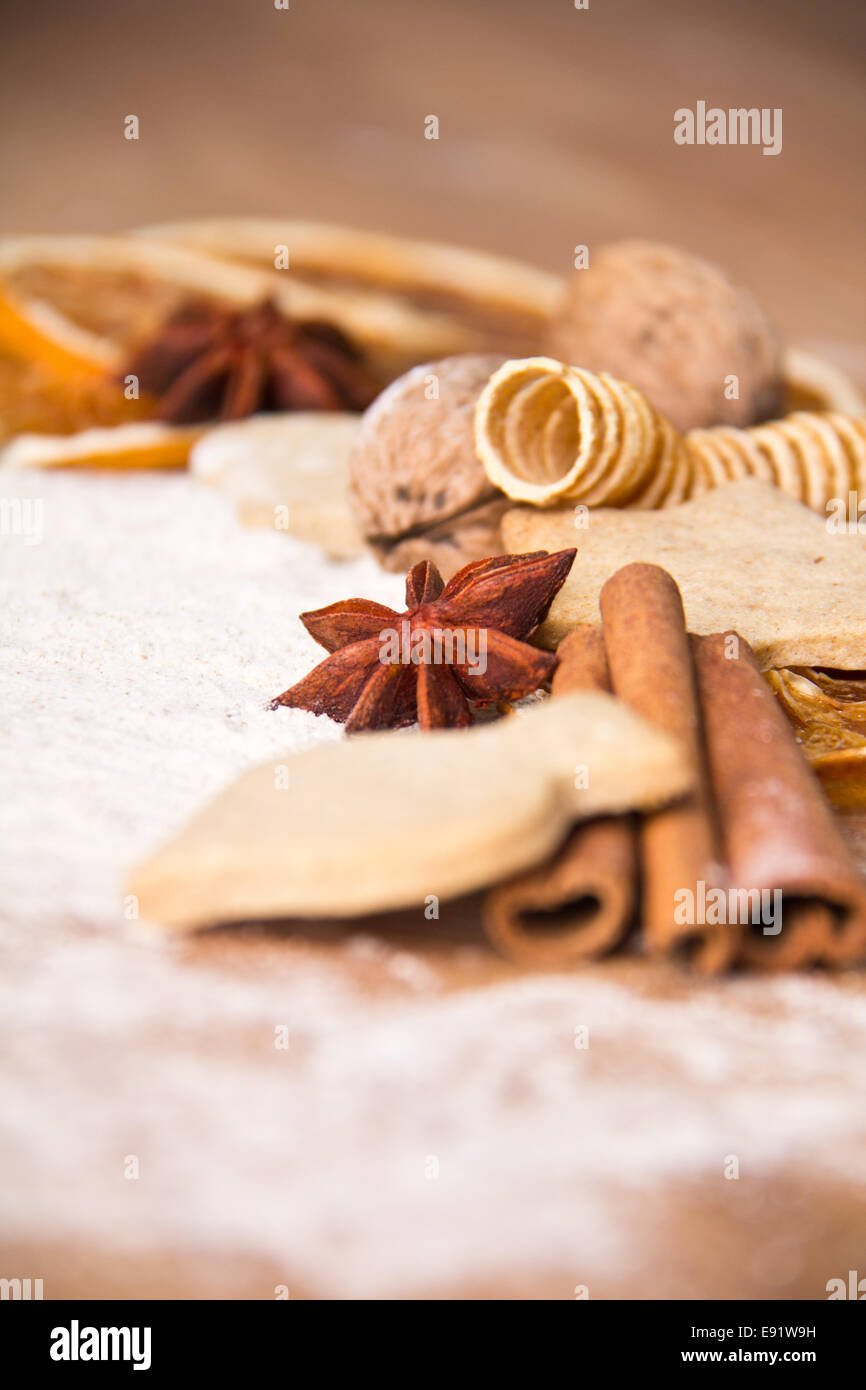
[1, 0, 865, 356]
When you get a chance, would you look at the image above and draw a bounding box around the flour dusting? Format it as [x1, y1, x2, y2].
[2, 470, 865, 1297]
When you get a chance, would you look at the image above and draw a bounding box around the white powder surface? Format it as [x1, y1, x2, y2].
[0, 469, 406, 925]
[2, 469, 866, 1298]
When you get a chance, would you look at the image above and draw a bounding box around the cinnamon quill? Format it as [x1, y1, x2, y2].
[481, 562, 866, 974]
[693, 633, 866, 969]
[599, 564, 737, 972]
[482, 627, 638, 965]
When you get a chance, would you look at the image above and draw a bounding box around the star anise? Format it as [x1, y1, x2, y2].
[124, 298, 378, 424]
[269, 549, 577, 732]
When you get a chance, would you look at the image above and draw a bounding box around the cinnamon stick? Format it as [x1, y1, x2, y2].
[482, 626, 638, 965]
[693, 633, 866, 969]
[599, 563, 737, 972]
[552, 625, 611, 698]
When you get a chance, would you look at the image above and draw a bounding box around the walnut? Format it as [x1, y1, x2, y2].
[366, 496, 512, 579]
[546, 241, 782, 432]
[348, 354, 505, 573]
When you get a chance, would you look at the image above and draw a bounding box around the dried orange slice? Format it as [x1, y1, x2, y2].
[767, 666, 866, 809]
[0, 227, 556, 461]
[0, 354, 153, 437]
[0, 235, 283, 362]
[0, 421, 201, 471]
[134, 217, 562, 365]
[0, 283, 112, 379]
[0, 235, 357, 451]
[0, 232, 482, 387]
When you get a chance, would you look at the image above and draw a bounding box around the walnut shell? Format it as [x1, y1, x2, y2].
[348, 353, 504, 541]
[369, 496, 512, 581]
[546, 241, 782, 432]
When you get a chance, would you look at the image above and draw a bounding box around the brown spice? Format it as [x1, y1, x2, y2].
[599, 563, 735, 972]
[694, 633, 866, 969]
[483, 625, 639, 965]
[124, 298, 378, 424]
[269, 549, 576, 732]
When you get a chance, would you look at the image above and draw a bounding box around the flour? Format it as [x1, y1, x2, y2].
[0, 469, 403, 926]
[1, 470, 866, 1297]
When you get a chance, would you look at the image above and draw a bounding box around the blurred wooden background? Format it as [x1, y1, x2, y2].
[1, 0, 864, 358]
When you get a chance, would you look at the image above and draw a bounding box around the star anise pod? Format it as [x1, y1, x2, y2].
[269, 549, 577, 732]
[124, 298, 378, 424]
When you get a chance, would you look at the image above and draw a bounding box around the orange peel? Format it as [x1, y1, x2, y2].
[0, 421, 202, 471]
[0, 280, 113, 378]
